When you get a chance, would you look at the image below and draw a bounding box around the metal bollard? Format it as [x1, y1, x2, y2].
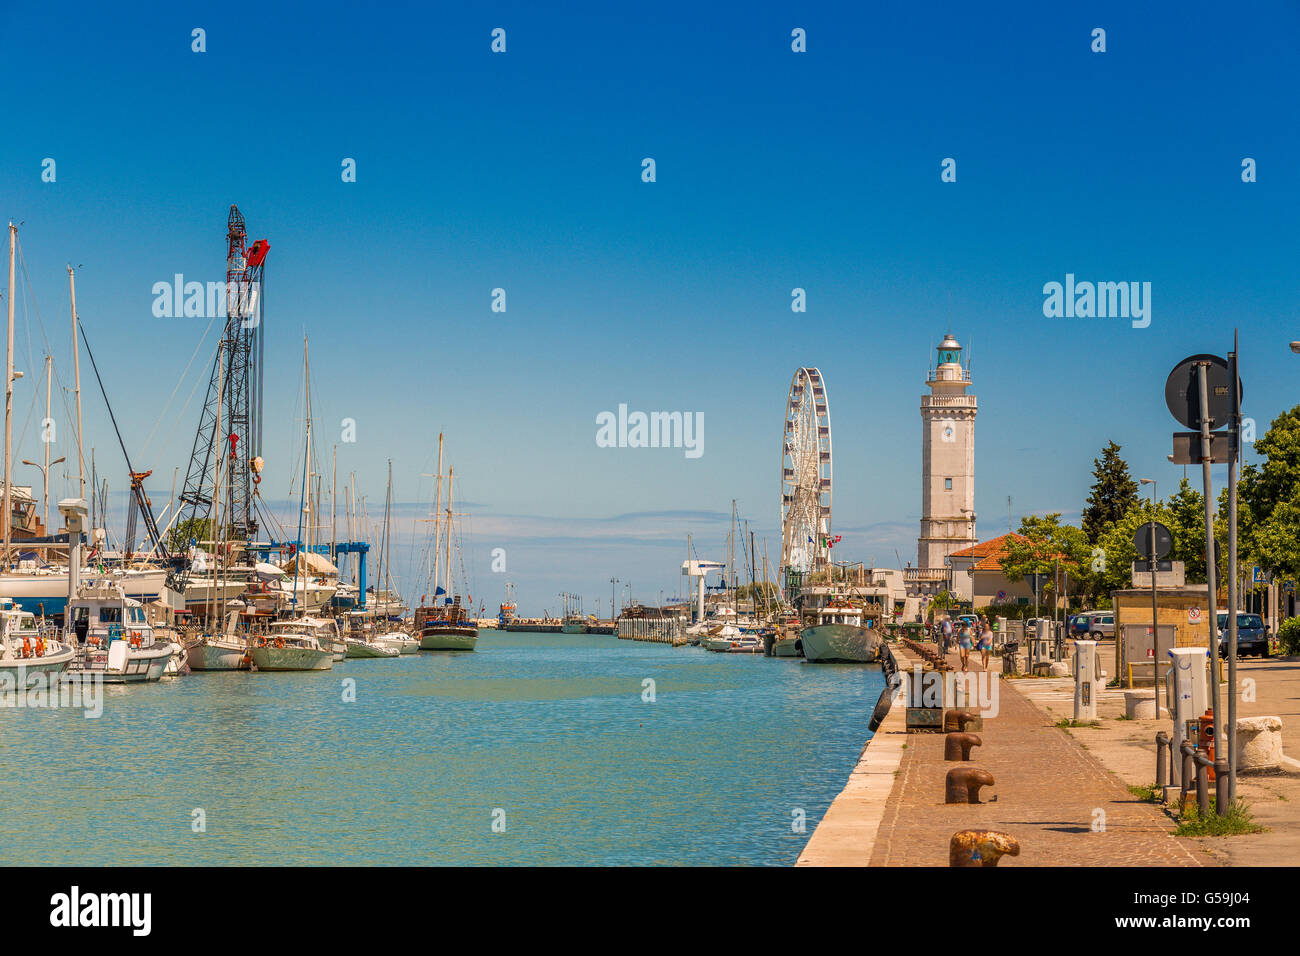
[1180, 741, 1195, 803]
[945, 767, 995, 804]
[1214, 758, 1229, 817]
[944, 732, 982, 762]
[943, 709, 979, 733]
[1195, 754, 1210, 818]
[1155, 732, 1168, 790]
[949, 830, 1020, 867]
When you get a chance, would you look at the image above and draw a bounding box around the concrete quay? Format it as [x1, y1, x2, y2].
[798, 641, 1214, 867]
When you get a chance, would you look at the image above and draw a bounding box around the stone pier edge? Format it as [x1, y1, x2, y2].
[795, 643, 914, 866]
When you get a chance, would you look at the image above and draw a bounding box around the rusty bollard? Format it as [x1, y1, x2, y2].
[945, 767, 995, 804]
[943, 709, 978, 733]
[944, 732, 982, 762]
[949, 830, 1020, 867]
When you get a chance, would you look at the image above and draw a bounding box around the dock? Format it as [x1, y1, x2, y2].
[798, 641, 1213, 867]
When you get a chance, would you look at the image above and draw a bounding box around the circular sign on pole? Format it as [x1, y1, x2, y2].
[1188, 606, 1202, 625]
[1165, 354, 1239, 431]
[1133, 521, 1173, 560]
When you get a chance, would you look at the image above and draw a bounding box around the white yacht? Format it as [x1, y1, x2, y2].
[249, 618, 336, 671]
[63, 581, 177, 683]
[702, 623, 763, 653]
[374, 629, 418, 655]
[0, 598, 76, 686]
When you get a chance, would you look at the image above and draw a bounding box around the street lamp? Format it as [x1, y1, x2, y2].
[610, 577, 619, 623]
[22, 456, 65, 530]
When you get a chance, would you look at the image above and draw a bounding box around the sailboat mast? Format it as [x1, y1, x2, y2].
[445, 467, 454, 600]
[4, 224, 15, 567]
[430, 433, 443, 601]
[208, 341, 224, 624]
[42, 355, 51, 530]
[68, 267, 85, 499]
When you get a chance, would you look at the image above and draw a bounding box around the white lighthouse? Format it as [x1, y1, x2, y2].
[913, 334, 977, 596]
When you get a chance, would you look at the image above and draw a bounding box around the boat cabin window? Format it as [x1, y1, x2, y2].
[99, 607, 122, 625]
[128, 607, 147, 624]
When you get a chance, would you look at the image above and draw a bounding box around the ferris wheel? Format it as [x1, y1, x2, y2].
[780, 367, 832, 577]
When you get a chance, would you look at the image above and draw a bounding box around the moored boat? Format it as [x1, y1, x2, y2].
[249, 619, 335, 671]
[0, 598, 75, 686]
[63, 581, 176, 683]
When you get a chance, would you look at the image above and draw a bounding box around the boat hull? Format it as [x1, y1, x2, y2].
[345, 639, 399, 659]
[418, 627, 478, 651]
[772, 636, 803, 658]
[249, 645, 334, 671]
[186, 639, 249, 671]
[799, 623, 879, 663]
[0, 647, 76, 686]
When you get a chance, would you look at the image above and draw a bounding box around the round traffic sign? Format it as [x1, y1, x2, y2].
[1133, 521, 1172, 560]
[1165, 354, 1238, 431]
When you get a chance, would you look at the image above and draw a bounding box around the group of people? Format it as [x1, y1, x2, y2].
[935, 614, 992, 672]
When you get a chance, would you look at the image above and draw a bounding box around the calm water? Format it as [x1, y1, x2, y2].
[0, 631, 882, 865]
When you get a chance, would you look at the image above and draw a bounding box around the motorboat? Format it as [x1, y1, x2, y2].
[0, 598, 75, 687]
[63, 581, 176, 683]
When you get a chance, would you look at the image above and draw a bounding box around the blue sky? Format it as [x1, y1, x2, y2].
[2, 1, 1298, 614]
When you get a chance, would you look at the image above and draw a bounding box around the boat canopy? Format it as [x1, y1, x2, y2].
[280, 552, 338, 576]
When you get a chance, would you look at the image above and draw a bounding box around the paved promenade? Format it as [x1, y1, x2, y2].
[800, 643, 1213, 866]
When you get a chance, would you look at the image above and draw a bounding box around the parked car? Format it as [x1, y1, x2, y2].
[1068, 612, 1096, 637]
[1217, 611, 1271, 658]
[1086, 613, 1115, 638]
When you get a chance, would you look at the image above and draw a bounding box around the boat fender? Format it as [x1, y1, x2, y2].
[35, 637, 45, 657]
[867, 684, 893, 733]
[21, 636, 31, 658]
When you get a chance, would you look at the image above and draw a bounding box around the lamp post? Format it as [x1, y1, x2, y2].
[610, 577, 619, 623]
[22, 456, 65, 531]
[1140, 478, 1160, 715]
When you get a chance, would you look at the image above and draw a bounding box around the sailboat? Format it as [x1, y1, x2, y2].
[343, 463, 402, 659]
[413, 438, 478, 651]
[249, 338, 333, 672]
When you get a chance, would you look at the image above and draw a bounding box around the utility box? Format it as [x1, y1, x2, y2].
[1166, 647, 1210, 786]
[1120, 623, 1177, 687]
[1074, 640, 1100, 721]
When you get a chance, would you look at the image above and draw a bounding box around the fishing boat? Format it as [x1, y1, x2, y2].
[798, 598, 882, 663]
[249, 618, 336, 671]
[63, 581, 176, 683]
[0, 598, 75, 685]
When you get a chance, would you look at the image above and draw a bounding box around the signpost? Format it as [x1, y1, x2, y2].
[1165, 339, 1243, 806]
[1135, 519, 1172, 712]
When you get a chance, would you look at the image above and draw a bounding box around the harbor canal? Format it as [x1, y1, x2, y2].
[1, 630, 884, 866]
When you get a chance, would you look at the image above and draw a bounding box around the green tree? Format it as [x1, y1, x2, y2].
[1081, 441, 1139, 544]
[999, 515, 1093, 608]
[1239, 406, 1300, 582]
[168, 516, 213, 552]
